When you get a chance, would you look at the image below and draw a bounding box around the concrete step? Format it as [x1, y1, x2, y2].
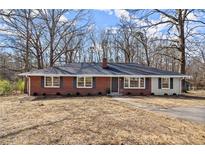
[108, 92, 122, 96]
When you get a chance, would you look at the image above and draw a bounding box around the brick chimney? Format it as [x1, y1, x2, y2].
[102, 58, 108, 69]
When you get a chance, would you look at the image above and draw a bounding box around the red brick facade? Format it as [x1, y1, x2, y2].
[29, 76, 151, 96]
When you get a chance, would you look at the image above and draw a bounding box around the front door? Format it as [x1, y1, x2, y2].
[112, 77, 118, 93]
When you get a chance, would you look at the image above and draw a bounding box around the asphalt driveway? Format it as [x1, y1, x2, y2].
[155, 106, 205, 123]
[113, 97, 205, 124]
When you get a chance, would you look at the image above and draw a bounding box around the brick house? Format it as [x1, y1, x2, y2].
[19, 58, 189, 96]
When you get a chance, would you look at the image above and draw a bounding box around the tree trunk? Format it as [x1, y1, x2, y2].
[24, 10, 31, 94]
[49, 10, 55, 67]
[144, 46, 150, 66]
[124, 51, 130, 63]
[37, 52, 44, 69]
[177, 9, 186, 92]
[49, 34, 54, 66]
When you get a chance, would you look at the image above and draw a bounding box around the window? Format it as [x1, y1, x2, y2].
[124, 78, 129, 87]
[130, 77, 139, 88]
[44, 76, 60, 88]
[77, 77, 84, 87]
[77, 77, 93, 88]
[53, 77, 60, 87]
[124, 77, 145, 89]
[85, 77, 92, 87]
[161, 78, 169, 89]
[45, 77, 52, 87]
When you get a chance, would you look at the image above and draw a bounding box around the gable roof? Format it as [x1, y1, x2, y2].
[19, 63, 189, 77]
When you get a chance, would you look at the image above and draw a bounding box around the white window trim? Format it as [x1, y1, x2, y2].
[161, 77, 170, 89]
[124, 77, 145, 89]
[44, 76, 60, 88]
[77, 77, 93, 88]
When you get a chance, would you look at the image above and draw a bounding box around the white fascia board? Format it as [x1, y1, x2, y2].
[18, 73, 191, 78]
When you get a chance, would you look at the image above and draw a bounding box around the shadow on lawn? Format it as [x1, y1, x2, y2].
[0, 116, 70, 140]
[20, 94, 205, 102]
[30, 95, 103, 101]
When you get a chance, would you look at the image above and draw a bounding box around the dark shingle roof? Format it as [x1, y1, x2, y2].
[19, 63, 187, 77]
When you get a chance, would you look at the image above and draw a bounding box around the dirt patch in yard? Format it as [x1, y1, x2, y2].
[0, 95, 205, 144]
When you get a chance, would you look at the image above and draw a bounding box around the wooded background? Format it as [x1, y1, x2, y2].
[0, 9, 204, 90]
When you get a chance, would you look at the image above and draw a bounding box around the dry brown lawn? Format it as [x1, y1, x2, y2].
[0, 94, 205, 144]
[122, 90, 205, 108]
[185, 90, 205, 97]
[122, 96, 205, 108]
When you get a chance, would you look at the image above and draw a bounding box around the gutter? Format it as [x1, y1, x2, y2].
[18, 73, 191, 78]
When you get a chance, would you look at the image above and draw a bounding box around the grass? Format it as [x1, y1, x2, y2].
[116, 90, 205, 108]
[185, 90, 205, 97]
[121, 95, 205, 108]
[0, 94, 205, 144]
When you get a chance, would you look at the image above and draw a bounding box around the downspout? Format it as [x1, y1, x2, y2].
[118, 77, 120, 94]
[110, 77, 112, 94]
[28, 76, 31, 96]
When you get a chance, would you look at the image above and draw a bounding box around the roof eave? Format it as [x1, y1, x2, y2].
[18, 73, 191, 78]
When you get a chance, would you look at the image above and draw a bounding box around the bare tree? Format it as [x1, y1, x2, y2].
[38, 9, 91, 66]
[0, 10, 34, 72]
[129, 9, 205, 90]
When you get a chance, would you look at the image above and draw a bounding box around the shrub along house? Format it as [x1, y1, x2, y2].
[19, 58, 189, 96]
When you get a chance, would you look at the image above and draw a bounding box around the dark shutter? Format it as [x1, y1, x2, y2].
[60, 77, 63, 88]
[93, 77, 96, 88]
[73, 77, 76, 88]
[158, 78, 161, 89]
[145, 78, 149, 89]
[41, 76, 44, 88]
[120, 77, 124, 89]
[170, 78, 173, 89]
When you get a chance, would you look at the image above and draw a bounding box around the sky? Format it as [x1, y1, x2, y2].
[1, 9, 204, 43]
[90, 9, 128, 29]
[90, 9, 204, 35]
[90, 9, 166, 37]
[92, 10, 118, 28]
[88, 9, 176, 36]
